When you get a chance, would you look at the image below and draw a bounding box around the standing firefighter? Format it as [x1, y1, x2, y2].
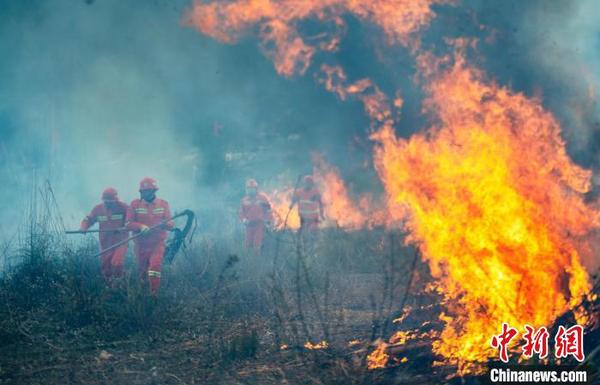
[239, 179, 273, 252]
[126, 177, 173, 295]
[292, 175, 324, 253]
[80, 187, 129, 285]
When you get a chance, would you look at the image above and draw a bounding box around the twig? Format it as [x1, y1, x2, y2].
[294, 235, 312, 343]
[298, 247, 330, 341]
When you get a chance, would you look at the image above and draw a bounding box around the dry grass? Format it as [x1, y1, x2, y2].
[2, 193, 596, 384]
[0, 212, 436, 385]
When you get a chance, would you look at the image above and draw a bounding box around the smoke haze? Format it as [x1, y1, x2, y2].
[0, 0, 598, 239]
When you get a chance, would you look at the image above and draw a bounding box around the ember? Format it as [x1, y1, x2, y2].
[304, 340, 329, 350]
[367, 341, 389, 369]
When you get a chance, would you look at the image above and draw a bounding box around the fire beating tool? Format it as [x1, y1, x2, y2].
[281, 174, 302, 231]
[65, 228, 127, 234]
[89, 210, 195, 259]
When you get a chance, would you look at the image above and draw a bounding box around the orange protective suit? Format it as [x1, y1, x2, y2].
[126, 198, 173, 294]
[239, 192, 272, 250]
[80, 200, 129, 284]
[294, 187, 323, 230]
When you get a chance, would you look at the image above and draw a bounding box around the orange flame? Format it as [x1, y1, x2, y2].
[304, 340, 329, 350]
[313, 155, 371, 229]
[185, 0, 599, 373]
[184, 0, 446, 77]
[265, 187, 301, 230]
[367, 341, 389, 369]
[371, 46, 599, 369]
[317, 44, 599, 369]
[264, 157, 376, 230]
[319, 64, 394, 126]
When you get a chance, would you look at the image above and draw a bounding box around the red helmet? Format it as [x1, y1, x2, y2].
[303, 175, 314, 184]
[246, 179, 258, 188]
[139, 177, 159, 191]
[101, 187, 118, 201]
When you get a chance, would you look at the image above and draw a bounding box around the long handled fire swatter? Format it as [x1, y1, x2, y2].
[67, 210, 195, 260]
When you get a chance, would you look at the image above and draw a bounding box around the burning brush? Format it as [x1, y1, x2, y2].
[185, 0, 600, 377]
[265, 155, 383, 231]
[369, 45, 600, 373]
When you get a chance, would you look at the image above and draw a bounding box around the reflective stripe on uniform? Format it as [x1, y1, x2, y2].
[297, 189, 320, 219]
[97, 215, 108, 222]
[135, 208, 148, 214]
[111, 214, 124, 220]
[148, 270, 161, 278]
[152, 208, 165, 214]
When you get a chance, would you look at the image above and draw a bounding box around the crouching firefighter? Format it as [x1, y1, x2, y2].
[239, 179, 273, 252]
[79, 187, 129, 285]
[126, 177, 174, 295]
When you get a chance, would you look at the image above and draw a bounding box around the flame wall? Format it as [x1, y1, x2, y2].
[183, 0, 600, 369]
[372, 45, 599, 365]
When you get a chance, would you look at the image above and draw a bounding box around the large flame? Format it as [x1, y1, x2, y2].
[184, 0, 446, 77]
[371, 46, 599, 367]
[185, 0, 599, 372]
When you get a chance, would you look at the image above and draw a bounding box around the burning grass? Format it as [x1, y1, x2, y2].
[2, 190, 598, 384]
[371, 45, 600, 372]
[184, 0, 600, 375]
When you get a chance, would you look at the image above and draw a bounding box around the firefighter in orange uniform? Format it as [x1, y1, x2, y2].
[293, 175, 324, 229]
[126, 177, 174, 295]
[239, 179, 273, 251]
[292, 175, 324, 253]
[80, 187, 129, 285]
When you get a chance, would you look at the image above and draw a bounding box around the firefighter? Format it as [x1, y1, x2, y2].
[239, 179, 273, 252]
[80, 187, 129, 285]
[292, 175, 324, 253]
[126, 177, 174, 295]
[293, 175, 325, 229]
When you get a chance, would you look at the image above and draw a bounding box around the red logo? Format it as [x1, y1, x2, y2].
[490, 323, 519, 363]
[554, 325, 584, 362]
[491, 323, 585, 362]
[522, 325, 549, 359]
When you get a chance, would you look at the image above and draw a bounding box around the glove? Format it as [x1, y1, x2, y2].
[139, 225, 150, 234]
